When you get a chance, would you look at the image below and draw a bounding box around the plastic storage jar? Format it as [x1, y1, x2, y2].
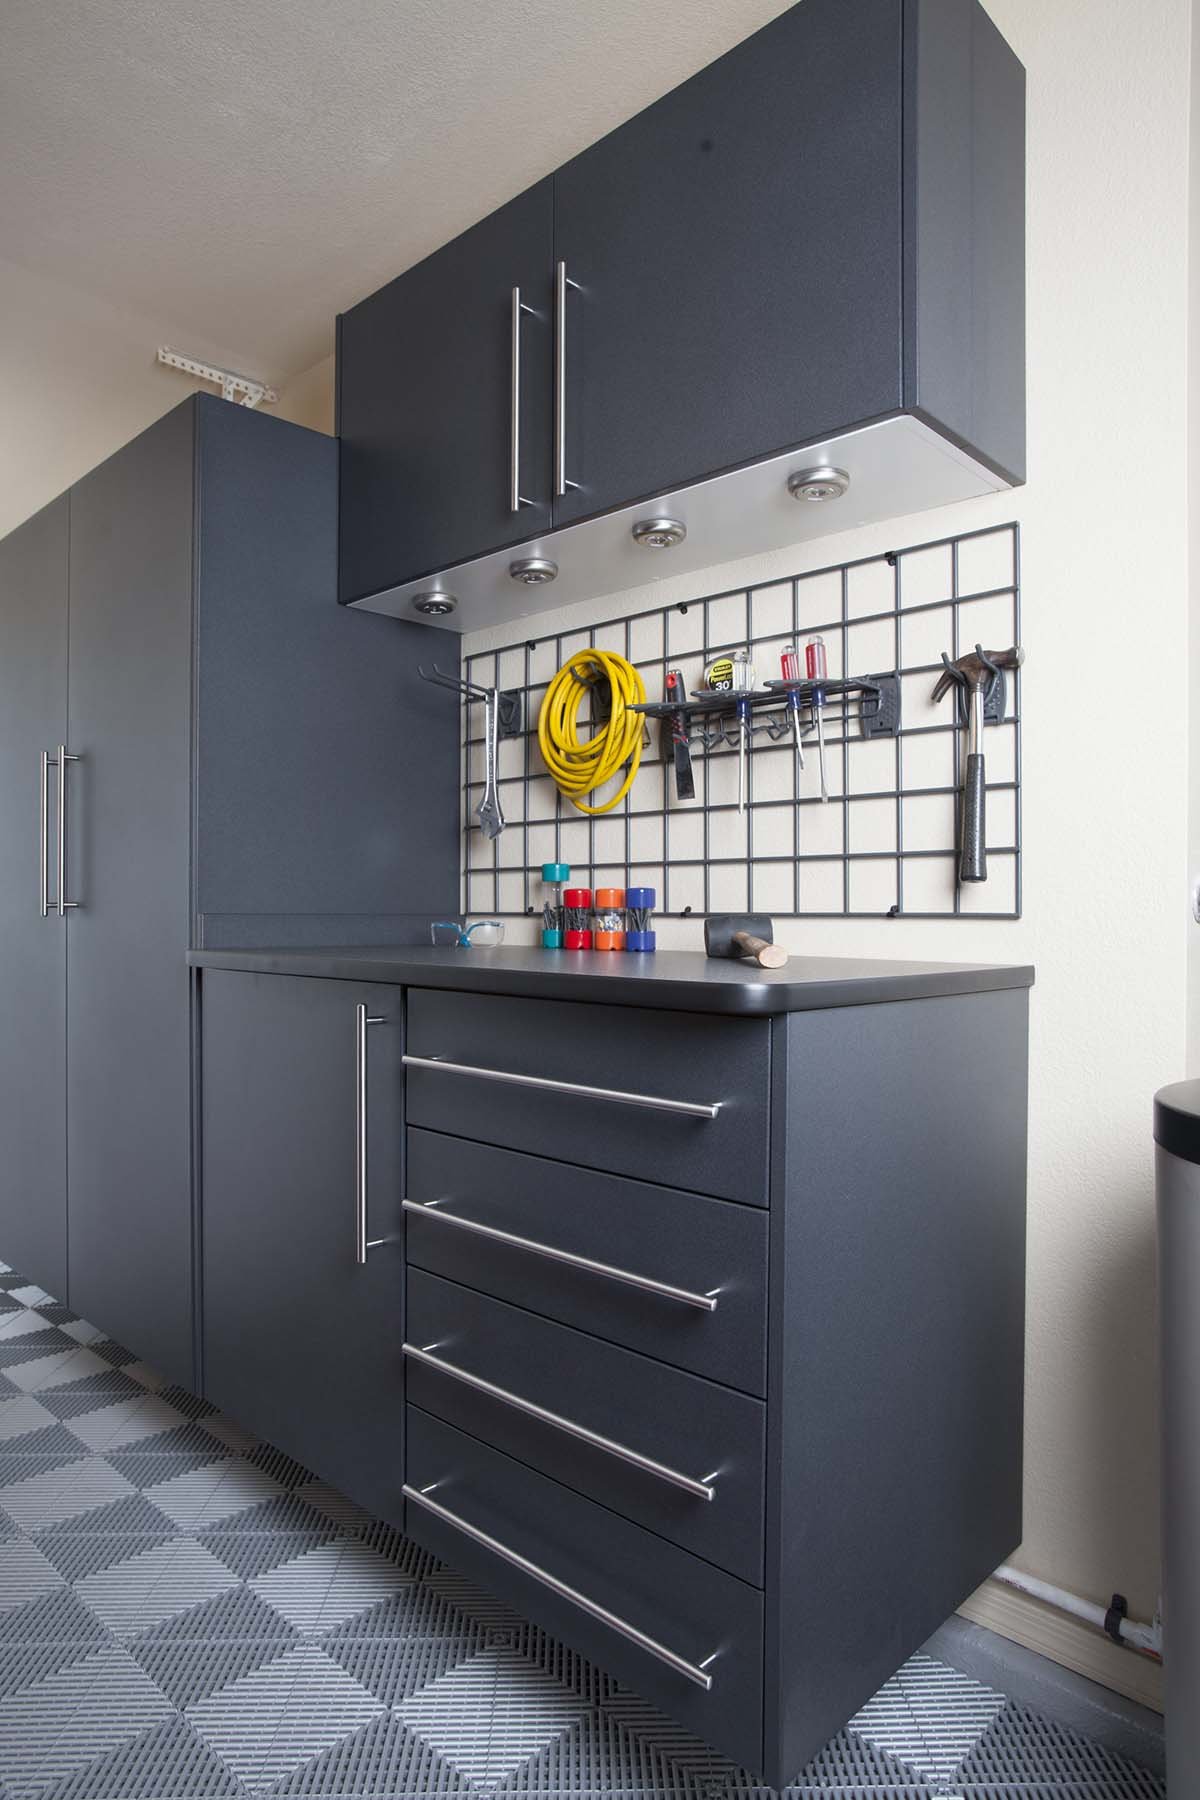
[625, 887, 656, 952]
[563, 888, 593, 951]
[593, 888, 626, 951]
[541, 862, 570, 948]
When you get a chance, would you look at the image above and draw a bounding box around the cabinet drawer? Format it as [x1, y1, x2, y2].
[406, 1131, 767, 1394]
[405, 1407, 764, 1774]
[407, 1270, 764, 1584]
[404, 989, 769, 1205]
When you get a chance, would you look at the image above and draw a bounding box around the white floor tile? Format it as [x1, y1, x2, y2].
[251, 1537, 407, 1633]
[0, 1311, 56, 1342]
[0, 1644, 172, 1797]
[59, 1318, 107, 1347]
[75, 1534, 239, 1639]
[398, 1646, 585, 1787]
[0, 1539, 64, 1614]
[64, 1392, 189, 1453]
[0, 1394, 57, 1444]
[187, 1642, 382, 1789]
[141, 1457, 283, 1530]
[5, 1344, 109, 1394]
[8, 1285, 52, 1309]
[0, 1455, 136, 1532]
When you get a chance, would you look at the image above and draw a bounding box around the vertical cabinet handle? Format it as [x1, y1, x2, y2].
[510, 287, 537, 513]
[554, 261, 582, 497]
[354, 1003, 386, 1265]
[55, 748, 80, 917]
[39, 752, 51, 918]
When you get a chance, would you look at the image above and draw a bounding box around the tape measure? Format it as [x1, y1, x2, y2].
[705, 656, 736, 692]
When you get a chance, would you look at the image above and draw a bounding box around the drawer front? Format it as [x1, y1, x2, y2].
[406, 1130, 767, 1394]
[405, 1407, 764, 1774]
[405, 989, 769, 1205]
[407, 1270, 764, 1584]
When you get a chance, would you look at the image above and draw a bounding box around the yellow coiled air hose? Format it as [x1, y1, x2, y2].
[537, 649, 647, 814]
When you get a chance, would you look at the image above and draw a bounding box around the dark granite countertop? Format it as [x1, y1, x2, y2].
[187, 945, 1034, 1016]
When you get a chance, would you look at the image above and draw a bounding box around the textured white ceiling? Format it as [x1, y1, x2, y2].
[1, 0, 793, 384]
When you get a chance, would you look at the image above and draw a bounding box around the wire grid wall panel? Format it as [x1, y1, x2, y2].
[461, 521, 1021, 920]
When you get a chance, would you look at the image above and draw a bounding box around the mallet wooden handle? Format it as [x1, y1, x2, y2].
[732, 931, 789, 969]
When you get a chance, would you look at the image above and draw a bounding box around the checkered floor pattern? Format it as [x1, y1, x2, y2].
[0, 1261, 1164, 1799]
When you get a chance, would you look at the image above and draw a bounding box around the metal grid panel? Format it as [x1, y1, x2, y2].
[461, 522, 1022, 921]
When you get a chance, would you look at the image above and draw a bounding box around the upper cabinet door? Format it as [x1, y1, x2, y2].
[339, 179, 555, 605]
[551, 0, 904, 526]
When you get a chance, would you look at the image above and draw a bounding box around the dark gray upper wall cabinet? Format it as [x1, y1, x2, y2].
[338, 181, 554, 606]
[338, 0, 1025, 632]
[551, 0, 905, 526]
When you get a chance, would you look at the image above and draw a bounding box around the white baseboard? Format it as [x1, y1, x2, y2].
[958, 1580, 1164, 1714]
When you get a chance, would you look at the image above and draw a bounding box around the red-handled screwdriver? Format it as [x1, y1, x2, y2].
[780, 644, 806, 774]
[806, 636, 830, 803]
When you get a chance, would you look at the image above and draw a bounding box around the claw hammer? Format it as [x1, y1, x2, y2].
[932, 644, 1024, 884]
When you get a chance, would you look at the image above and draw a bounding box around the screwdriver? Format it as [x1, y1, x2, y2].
[779, 644, 806, 773]
[806, 635, 830, 803]
[732, 649, 754, 815]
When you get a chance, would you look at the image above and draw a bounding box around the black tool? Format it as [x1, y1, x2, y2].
[704, 913, 789, 969]
[664, 669, 695, 800]
[932, 643, 1024, 883]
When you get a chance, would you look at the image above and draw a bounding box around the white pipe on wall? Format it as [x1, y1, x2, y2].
[994, 1565, 1162, 1657]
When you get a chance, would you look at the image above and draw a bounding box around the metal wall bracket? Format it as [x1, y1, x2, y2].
[157, 346, 278, 409]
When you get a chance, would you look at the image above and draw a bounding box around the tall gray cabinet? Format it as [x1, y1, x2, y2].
[0, 395, 460, 1385]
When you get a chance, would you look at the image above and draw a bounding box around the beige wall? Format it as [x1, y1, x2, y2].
[0, 257, 268, 541]
[447, 0, 1195, 1708]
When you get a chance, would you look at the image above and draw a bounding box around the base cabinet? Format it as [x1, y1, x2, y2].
[201, 970, 405, 1523]
[195, 963, 1029, 1786]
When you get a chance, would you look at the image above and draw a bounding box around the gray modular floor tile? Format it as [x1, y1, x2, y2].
[0, 1264, 1164, 1800]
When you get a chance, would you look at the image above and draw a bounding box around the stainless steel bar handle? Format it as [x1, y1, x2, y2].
[510, 287, 537, 513]
[401, 1054, 721, 1120]
[39, 752, 51, 918]
[401, 1199, 719, 1312]
[403, 1482, 717, 1689]
[554, 261, 581, 497]
[56, 749, 80, 916]
[354, 1004, 386, 1265]
[403, 1342, 717, 1501]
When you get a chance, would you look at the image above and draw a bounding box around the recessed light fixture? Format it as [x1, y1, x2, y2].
[508, 557, 559, 586]
[787, 465, 850, 502]
[411, 592, 457, 616]
[632, 516, 687, 548]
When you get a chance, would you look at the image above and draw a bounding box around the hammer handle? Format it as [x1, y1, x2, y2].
[732, 931, 789, 969]
[960, 752, 987, 883]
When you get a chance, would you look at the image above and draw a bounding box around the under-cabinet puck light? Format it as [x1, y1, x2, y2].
[509, 557, 559, 585]
[787, 465, 850, 502]
[412, 592, 458, 616]
[632, 517, 687, 548]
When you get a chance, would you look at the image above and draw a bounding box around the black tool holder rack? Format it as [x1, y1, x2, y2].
[631, 675, 898, 749]
[459, 519, 1022, 921]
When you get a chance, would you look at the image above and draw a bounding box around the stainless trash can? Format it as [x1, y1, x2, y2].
[1156, 1079, 1200, 1793]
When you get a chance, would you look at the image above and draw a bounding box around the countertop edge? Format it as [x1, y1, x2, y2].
[187, 949, 1035, 1014]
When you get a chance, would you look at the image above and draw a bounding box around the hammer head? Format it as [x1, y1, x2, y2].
[704, 914, 774, 959]
[932, 644, 1024, 703]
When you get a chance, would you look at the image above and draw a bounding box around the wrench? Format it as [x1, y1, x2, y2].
[475, 687, 505, 841]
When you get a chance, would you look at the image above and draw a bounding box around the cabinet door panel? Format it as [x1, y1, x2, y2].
[0, 501, 68, 1298]
[201, 971, 405, 1524]
[553, 0, 903, 523]
[66, 405, 196, 1384]
[339, 179, 554, 602]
